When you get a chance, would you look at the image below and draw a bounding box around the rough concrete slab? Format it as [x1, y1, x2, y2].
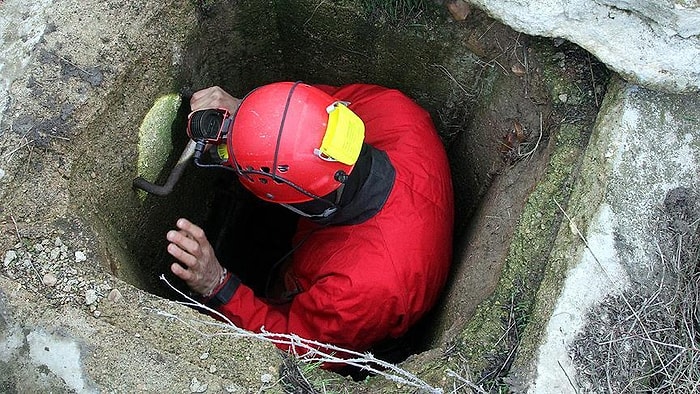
[468, 0, 700, 93]
[519, 78, 700, 392]
[0, 274, 283, 393]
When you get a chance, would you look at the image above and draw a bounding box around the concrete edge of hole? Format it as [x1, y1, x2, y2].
[503, 78, 625, 390]
[0, 273, 284, 393]
[402, 121, 594, 387]
[397, 48, 607, 390]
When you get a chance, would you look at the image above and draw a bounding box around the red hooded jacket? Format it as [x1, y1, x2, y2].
[215, 84, 454, 354]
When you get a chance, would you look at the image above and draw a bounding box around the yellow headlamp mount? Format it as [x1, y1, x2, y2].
[314, 101, 365, 166]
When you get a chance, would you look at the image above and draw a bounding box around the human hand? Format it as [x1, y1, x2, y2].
[190, 86, 242, 113]
[167, 218, 224, 296]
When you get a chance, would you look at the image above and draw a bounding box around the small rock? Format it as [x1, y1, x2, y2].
[107, 288, 123, 302]
[42, 273, 58, 287]
[558, 93, 568, 103]
[446, 0, 471, 21]
[93, 310, 102, 318]
[260, 373, 273, 384]
[85, 289, 98, 305]
[200, 352, 209, 360]
[3, 250, 17, 265]
[75, 251, 87, 262]
[189, 377, 208, 393]
[511, 63, 527, 76]
[0, 168, 5, 180]
[208, 365, 217, 374]
[54, 237, 63, 247]
[50, 248, 61, 260]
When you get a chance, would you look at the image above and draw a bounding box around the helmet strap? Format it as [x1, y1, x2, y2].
[270, 81, 302, 183]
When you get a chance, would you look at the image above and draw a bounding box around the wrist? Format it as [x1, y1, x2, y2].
[203, 272, 241, 309]
[202, 266, 228, 298]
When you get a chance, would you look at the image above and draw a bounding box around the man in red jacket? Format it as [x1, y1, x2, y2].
[166, 82, 453, 360]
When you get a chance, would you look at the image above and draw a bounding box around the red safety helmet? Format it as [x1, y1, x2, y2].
[226, 81, 365, 204]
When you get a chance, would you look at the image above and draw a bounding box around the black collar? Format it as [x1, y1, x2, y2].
[311, 144, 395, 226]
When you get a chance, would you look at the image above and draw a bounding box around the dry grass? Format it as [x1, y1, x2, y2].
[569, 189, 700, 392]
[359, 0, 432, 27]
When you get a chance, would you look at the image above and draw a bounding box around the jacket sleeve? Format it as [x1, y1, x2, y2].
[212, 273, 399, 355]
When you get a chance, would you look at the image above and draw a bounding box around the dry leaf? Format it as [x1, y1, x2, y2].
[446, 0, 471, 21]
[513, 120, 526, 142]
[511, 63, 526, 76]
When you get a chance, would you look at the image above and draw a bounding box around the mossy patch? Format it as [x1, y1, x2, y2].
[448, 38, 608, 388]
[454, 122, 590, 383]
[136, 94, 182, 183]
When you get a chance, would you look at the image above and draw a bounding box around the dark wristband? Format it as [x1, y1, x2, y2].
[204, 273, 241, 308]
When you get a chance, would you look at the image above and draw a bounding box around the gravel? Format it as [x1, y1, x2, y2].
[1, 236, 120, 314]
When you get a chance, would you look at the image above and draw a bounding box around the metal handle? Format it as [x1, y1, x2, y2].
[132, 140, 197, 196]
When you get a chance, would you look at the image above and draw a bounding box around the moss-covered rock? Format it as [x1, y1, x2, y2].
[136, 94, 182, 184]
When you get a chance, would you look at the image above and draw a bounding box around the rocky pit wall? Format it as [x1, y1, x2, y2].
[1, 0, 697, 393]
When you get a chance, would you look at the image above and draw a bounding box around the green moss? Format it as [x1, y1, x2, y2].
[510, 78, 626, 378]
[136, 94, 182, 183]
[457, 122, 589, 377]
[448, 40, 611, 388]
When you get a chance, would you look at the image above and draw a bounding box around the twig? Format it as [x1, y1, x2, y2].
[587, 53, 599, 107]
[475, 55, 508, 75]
[303, 0, 327, 26]
[57, 54, 92, 76]
[518, 112, 543, 159]
[3, 138, 35, 160]
[26, 143, 35, 168]
[445, 370, 487, 394]
[477, 21, 496, 41]
[557, 360, 579, 394]
[10, 215, 21, 244]
[605, 335, 613, 393]
[597, 334, 695, 352]
[431, 64, 472, 96]
[47, 134, 70, 141]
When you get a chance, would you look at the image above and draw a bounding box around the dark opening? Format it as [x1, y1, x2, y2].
[202, 172, 299, 297]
